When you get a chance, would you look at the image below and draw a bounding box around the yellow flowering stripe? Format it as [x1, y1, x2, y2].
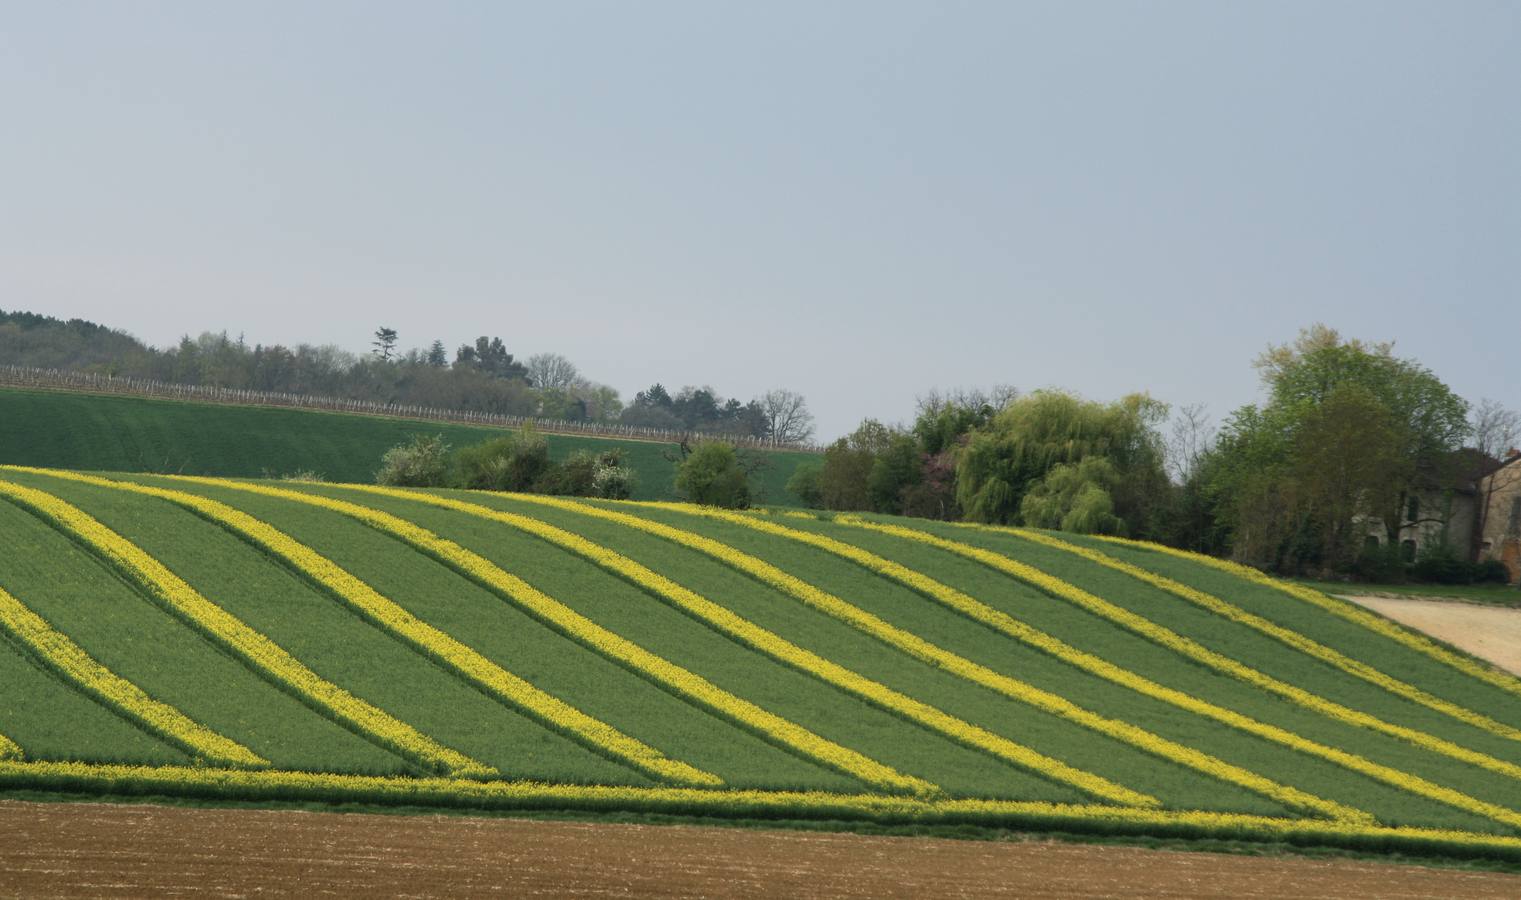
[4, 760, 1521, 862]
[516, 498, 1360, 820]
[0, 471, 491, 779]
[10, 469, 714, 789]
[998, 526, 1521, 743]
[702, 506, 1521, 824]
[342, 486, 1163, 809]
[830, 515, 1521, 831]
[1096, 533, 1521, 702]
[0, 733, 21, 760]
[0, 583, 267, 767]
[159, 476, 929, 798]
[618, 503, 1381, 822]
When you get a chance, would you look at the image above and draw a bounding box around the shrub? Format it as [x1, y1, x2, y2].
[786, 463, 824, 508]
[1352, 542, 1406, 582]
[538, 450, 598, 496]
[591, 460, 636, 500]
[674, 441, 750, 508]
[1475, 559, 1512, 585]
[452, 427, 551, 492]
[539, 449, 637, 499]
[1411, 543, 1477, 585]
[451, 436, 515, 491]
[376, 434, 450, 487]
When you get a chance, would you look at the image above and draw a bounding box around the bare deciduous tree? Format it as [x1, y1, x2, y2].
[915, 385, 1019, 419]
[1166, 402, 1215, 483]
[759, 389, 815, 444]
[525, 353, 579, 390]
[1472, 398, 1521, 459]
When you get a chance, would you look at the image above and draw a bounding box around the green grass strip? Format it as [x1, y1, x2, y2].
[4, 760, 1521, 864]
[0, 583, 267, 768]
[830, 515, 1521, 833]
[502, 495, 1357, 819]
[622, 502, 1396, 823]
[710, 507, 1508, 817]
[0, 470, 491, 779]
[1097, 534, 1521, 701]
[349, 485, 1162, 809]
[26, 469, 717, 789]
[167, 477, 933, 798]
[996, 526, 1521, 743]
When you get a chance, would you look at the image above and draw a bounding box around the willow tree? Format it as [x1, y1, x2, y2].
[954, 390, 1169, 531]
[1020, 456, 1126, 534]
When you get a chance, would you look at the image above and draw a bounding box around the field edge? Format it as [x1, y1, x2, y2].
[3, 761, 1521, 865]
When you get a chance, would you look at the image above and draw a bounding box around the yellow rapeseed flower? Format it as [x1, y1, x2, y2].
[829, 514, 1521, 832]
[0, 469, 492, 779]
[994, 526, 1521, 744]
[615, 501, 1372, 823]
[2, 758, 1520, 859]
[8, 467, 714, 788]
[342, 484, 1169, 806]
[164, 475, 927, 797]
[0, 582, 266, 767]
[1095, 532, 1521, 702]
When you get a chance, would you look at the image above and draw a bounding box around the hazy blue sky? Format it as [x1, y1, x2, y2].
[2, 2, 1516, 439]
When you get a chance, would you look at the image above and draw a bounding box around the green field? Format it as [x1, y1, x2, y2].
[3, 464, 1521, 861]
[0, 388, 815, 502]
[1293, 579, 1521, 608]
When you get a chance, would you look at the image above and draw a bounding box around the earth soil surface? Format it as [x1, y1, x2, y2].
[1344, 595, 1521, 676]
[3, 799, 1519, 898]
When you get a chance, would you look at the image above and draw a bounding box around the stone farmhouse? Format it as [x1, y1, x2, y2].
[1476, 451, 1521, 584]
[1360, 448, 1521, 585]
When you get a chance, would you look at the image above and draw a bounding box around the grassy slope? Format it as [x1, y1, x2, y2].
[0, 497, 405, 774]
[3, 470, 1521, 850]
[562, 503, 1519, 832]
[1293, 579, 1521, 607]
[0, 388, 814, 502]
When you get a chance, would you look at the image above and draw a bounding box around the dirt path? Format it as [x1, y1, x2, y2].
[2, 800, 1518, 898]
[1343, 595, 1521, 676]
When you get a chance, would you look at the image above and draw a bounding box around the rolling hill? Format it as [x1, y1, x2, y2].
[2, 464, 1521, 860]
[0, 388, 816, 502]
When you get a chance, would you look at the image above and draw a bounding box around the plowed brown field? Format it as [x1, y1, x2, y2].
[3, 799, 1518, 898]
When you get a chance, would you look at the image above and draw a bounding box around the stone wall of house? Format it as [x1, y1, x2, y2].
[1360, 492, 1476, 562]
[1478, 457, 1521, 585]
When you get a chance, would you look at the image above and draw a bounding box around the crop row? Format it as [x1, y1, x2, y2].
[40, 471, 719, 788]
[3, 759, 1521, 863]
[360, 486, 1172, 807]
[1097, 533, 1521, 702]
[0, 468, 492, 778]
[945, 520, 1521, 782]
[622, 502, 1384, 822]
[1010, 526, 1521, 743]
[6, 467, 1519, 834]
[166, 475, 933, 797]
[692, 505, 1485, 826]
[0, 581, 265, 767]
[827, 514, 1521, 831]
[518, 495, 1374, 819]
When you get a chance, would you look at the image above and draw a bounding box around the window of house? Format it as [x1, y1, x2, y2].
[1365, 535, 1381, 551]
[1509, 497, 1521, 536]
[1401, 539, 1417, 562]
[1407, 496, 1420, 522]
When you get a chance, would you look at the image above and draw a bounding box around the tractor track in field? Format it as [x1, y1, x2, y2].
[3, 800, 1519, 898]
